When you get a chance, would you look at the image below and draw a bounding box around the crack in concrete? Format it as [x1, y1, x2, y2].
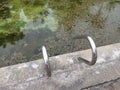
[81, 77, 120, 90]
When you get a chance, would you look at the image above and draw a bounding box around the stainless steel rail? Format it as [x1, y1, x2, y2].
[73, 35, 97, 65]
[42, 46, 51, 77]
[42, 36, 97, 77]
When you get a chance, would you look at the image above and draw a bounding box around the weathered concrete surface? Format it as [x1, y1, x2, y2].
[83, 78, 120, 90]
[0, 43, 120, 90]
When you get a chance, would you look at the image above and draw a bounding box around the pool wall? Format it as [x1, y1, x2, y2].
[0, 43, 120, 90]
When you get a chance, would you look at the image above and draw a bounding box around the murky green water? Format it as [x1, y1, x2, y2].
[0, 0, 120, 67]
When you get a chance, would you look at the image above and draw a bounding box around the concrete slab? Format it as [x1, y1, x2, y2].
[0, 43, 120, 90]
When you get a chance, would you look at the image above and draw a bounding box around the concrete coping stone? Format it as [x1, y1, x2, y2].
[0, 43, 120, 90]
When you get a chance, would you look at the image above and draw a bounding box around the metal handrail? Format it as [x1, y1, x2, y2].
[73, 35, 97, 65]
[41, 36, 97, 77]
[42, 46, 51, 77]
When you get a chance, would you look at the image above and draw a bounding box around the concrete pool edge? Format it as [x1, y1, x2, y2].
[0, 43, 120, 90]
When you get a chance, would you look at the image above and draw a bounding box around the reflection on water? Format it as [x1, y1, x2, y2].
[0, 0, 10, 19]
[0, 32, 24, 48]
[19, 9, 28, 22]
[88, 4, 107, 29]
[0, 0, 120, 67]
[22, 7, 58, 32]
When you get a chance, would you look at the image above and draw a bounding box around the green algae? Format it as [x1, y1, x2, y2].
[0, 0, 120, 67]
[0, 0, 108, 34]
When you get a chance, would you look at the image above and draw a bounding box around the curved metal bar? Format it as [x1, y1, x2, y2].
[73, 35, 97, 65]
[42, 46, 51, 77]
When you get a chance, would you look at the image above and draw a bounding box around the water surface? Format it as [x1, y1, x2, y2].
[0, 0, 120, 67]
